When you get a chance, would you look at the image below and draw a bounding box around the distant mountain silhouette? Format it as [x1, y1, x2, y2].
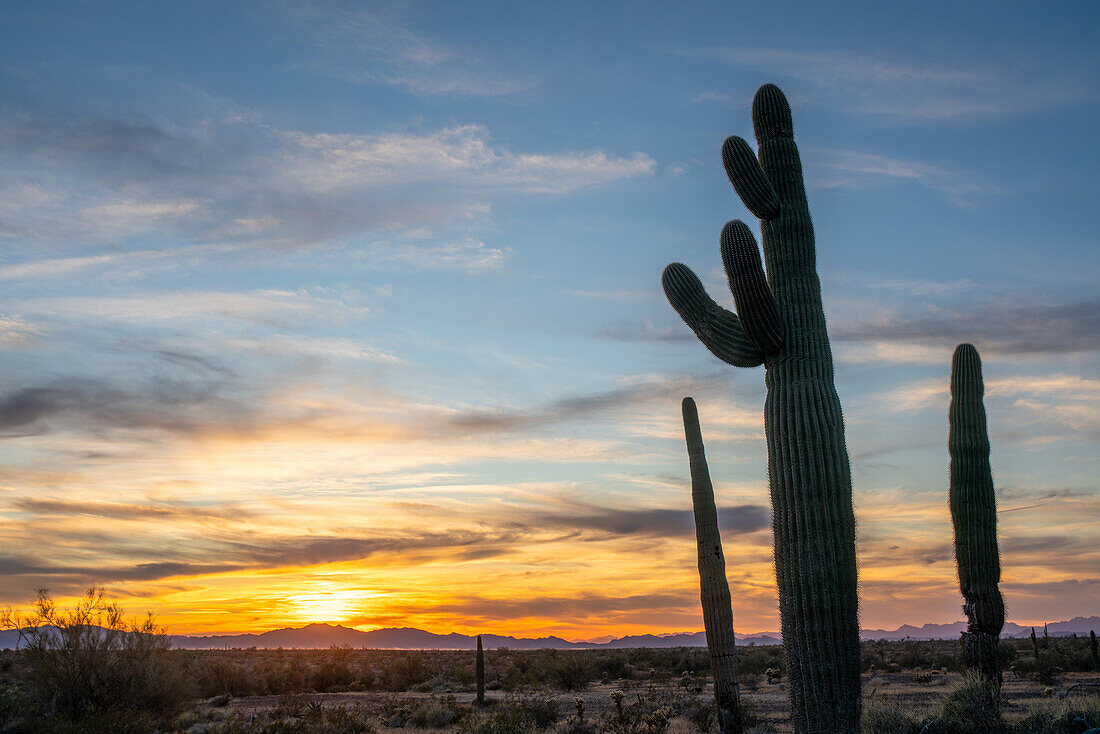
[3, 617, 1096, 650]
[858, 616, 1100, 641]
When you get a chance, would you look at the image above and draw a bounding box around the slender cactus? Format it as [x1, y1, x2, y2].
[662, 84, 860, 732]
[476, 634, 485, 706]
[682, 397, 742, 734]
[949, 343, 1005, 686]
[1031, 627, 1040, 659]
[1090, 630, 1098, 671]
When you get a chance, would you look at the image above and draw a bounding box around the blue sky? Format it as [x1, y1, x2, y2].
[0, 0, 1097, 636]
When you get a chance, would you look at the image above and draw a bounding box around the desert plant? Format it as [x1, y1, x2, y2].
[949, 344, 1006, 687]
[861, 697, 925, 734]
[661, 83, 860, 731]
[477, 634, 487, 706]
[937, 670, 1003, 734]
[681, 396, 742, 733]
[0, 586, 194, 728]
[1091, 630, 1099, 671]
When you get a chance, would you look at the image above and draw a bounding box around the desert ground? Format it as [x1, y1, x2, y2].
[4, 637, 1098, 732]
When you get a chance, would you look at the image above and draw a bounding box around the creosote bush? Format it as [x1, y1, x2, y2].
[0, 586, 194, 732]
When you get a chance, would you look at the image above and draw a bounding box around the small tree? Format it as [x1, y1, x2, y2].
[1, 586, 193, 725]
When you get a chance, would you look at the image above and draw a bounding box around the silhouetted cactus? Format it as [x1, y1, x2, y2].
[1031, 627, 1040, 659]
[681, 397, 742, 734]
[476, 634, 485, 707]
[949, 343, 1005, 686]
[1090, 630, 1099, 671]
[662, 84, 860, 732]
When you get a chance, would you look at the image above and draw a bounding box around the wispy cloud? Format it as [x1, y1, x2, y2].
[9, 289, 355, 325]
[0, 104, 654, 261]
[0, 314, 40, 343]
[682, 47, 1090, 120]
[832, 297, 1100, 356]
[277, 2, 536, 97]
[807, 147, 987, 205]
[596, 320, 693, 343]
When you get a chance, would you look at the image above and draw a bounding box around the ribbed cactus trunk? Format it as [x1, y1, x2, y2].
[949, 344, 1005, 687]
[475, 634, 485, 706]
[662, 84, 860, 733]
[682, 397, 742, 734]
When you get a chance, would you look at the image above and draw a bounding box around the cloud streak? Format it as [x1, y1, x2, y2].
[832, 298, 1100, 356]
[278, 2, 536, 97]
[683, 47, 1089, 119]
[807, 147, 986, 204]
[0, 104, 654, 262]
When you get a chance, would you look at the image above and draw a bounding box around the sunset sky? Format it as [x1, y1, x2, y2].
[1, 1, 1097, 640]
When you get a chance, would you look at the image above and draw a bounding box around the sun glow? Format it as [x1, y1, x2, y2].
[287, 583, 370, 624]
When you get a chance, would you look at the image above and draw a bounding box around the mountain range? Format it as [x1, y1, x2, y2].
[2, 617, 1095, 650]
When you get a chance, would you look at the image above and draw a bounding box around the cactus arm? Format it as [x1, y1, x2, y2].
[720, 220, 784, 356]
[662, 263, 766, 367]
[949, 343, 1005, 686]
[753, 84, 816, 300]
[682, 397, 742, 734]
[722, 135, 780, 221]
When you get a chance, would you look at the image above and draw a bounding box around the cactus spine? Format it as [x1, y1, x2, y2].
[476, 634, 485, 706]
[662, 84, 860, 732]
[682, 397, 742, 734]
[949, 343, 1005, 686]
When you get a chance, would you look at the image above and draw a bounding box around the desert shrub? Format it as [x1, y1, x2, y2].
[596, 687, 730, 734]
[459, 693, 561, 734]
[737, 646, 784, 676]
[549, 652, 599, 691]
[932, 652, 961, 672]
[937, 671, 1003, 734]
[207, 701, 377, 734]
[861, 697, 925, 734]
[0, 586, 195, 731]
[1009, 652, 1061, 685]
[1011, 692, 1100, 734]
[996, 641, 1018, 671]
[380, 651, 432, 691]
[460, 707, 534, 734]
[896, 640, 932, 670]
[310, 656, 355, 692]
[408, 694, 466, 728]
[199, 658, 256, 696]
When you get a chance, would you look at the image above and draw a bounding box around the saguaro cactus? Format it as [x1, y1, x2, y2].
[662, 84, 860, 732]
[682, 397, 742, 734]
[949, 343, 1005, 686]
[476, 634, 485, 706]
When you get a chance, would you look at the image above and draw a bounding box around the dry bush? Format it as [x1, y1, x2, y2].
[937, 671, 1003, 734]
[0, 586, 195, 732]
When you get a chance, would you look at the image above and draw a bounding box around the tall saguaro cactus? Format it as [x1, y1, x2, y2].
[662, 84, 860, 732]
[682, 397, 742, 734]
[476, 634, 486, 706]
[949, 343, 1005, 686]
